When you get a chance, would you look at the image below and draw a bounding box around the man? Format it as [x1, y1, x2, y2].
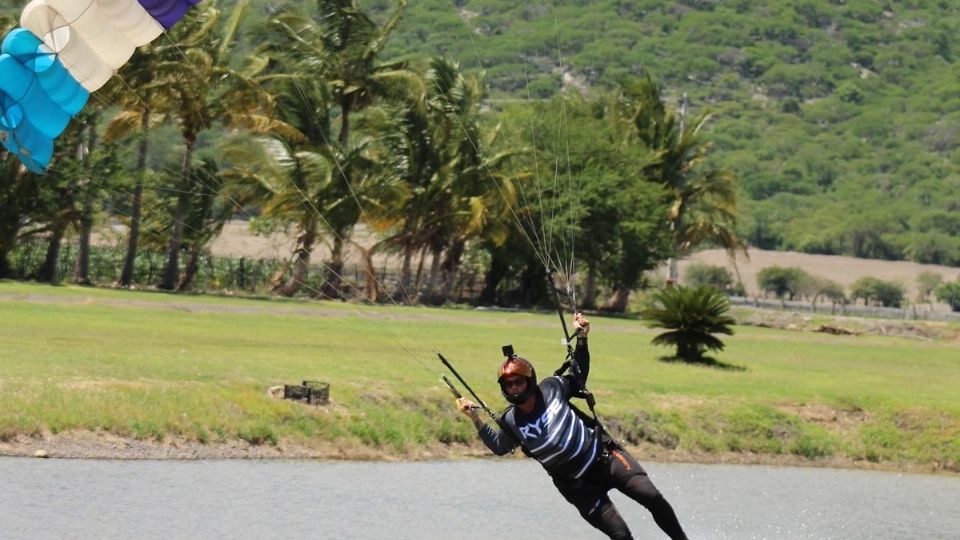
[456, 313, 689, 540]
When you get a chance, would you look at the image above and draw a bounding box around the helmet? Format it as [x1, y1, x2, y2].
[498, 352, 537, 405]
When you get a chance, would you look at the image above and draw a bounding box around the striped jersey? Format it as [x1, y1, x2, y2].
[478, 375, 600, 479]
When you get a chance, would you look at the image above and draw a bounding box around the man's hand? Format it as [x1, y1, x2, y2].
[457, 397, 480, 422]
[574, 312, 590, 337]
[458, 398, 486, 429]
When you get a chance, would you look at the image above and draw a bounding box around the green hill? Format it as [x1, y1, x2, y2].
[249, 0, 960, 266]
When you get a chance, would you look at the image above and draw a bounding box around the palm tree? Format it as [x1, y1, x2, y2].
[71, 114, 116, 286]
[33, 122, 93, 284]
[120, 1, 265, 290]
[616, 76, 746, 282]
[258, 0, 419, 297]
[104, 45, 162, 288]
[356, 102, 429, 301]
[642, 285, 736, 364]
[105, 2, 268, 290]
[176, 156, 257, 291]
[407, 58, 516, 304]
[221, 124, 398, 298]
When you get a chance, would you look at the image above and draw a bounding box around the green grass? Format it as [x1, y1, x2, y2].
[1, 281, 958, 470]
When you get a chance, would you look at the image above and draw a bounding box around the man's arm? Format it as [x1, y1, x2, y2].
[569, 312, 591, 390]
[458, 398, 518, 455]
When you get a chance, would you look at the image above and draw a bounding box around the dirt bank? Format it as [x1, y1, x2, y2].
[0, 430, 947, 476]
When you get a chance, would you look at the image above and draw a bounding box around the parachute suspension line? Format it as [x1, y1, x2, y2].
[453, 3, 569, 277]
[551, 12, 584, 301]
[227, 74, 461, 379]
[459, 8, 553, 267]
[286, 75, 425, 310]
[440, 101, 555, 274]
[59, 135, 444, 382]
[520, 57, 553, 272]
[548, 266, 604, 437]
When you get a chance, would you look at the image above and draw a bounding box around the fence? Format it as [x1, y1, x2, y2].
[729, 296, 960, 322]
[9, 240, 959, 318]
[4, 240, 490, 303]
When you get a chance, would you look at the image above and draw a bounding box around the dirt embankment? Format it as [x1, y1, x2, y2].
[0, 435, 940, 475]
[0, 429, 948, 476]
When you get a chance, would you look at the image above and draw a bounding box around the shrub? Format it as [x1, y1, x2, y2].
[850, 277, 905, 308]
[684, 262, 734, 292]
[757, 266, 809, 303]
[801, 276, 847, 312]
[935, 281, 960, 312]
[642, 285, 735, 364]
[916, 271, 944, 303]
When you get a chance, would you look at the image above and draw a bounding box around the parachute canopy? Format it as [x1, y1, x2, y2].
[0, 0, 203, 172]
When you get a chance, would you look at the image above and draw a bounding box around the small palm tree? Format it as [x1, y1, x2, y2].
[642, 285, 735, 364]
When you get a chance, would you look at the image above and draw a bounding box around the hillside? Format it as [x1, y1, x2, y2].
[238, 0, 960, 268]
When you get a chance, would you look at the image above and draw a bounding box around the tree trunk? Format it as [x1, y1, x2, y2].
[120, 108, 150, 288]
[413, 245, 428, 303]
[601, 287, 632, 313]
[177, 246, 202, 292]
[74, 124, 96, 286]
[519, 262, 548, 307]
[37, 222, 68, 283]
[0, 248, 10, 279]
[73, 199, 94, 285]
[276, 227, 316, 297]
[339, 97, 351, 147]
[420, 244, 443, 305]
[359, 245, 379, 303]
[320, 235, 346, 299]
[159, 135, 196, 290]
[397, 241, 414, 302]
[580, 265, 599, 310]
[0, 208, 18, 279]
[439, 239, 465, 302]
[479, 248, 509, 306]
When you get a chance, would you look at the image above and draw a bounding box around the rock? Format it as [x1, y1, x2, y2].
[33, 450, 49, 459]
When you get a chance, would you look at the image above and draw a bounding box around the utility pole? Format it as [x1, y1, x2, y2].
[666, 93, 688, 286]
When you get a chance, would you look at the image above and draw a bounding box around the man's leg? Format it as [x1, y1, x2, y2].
[605, 448, 688, 540]
[554, 479, 634, 540]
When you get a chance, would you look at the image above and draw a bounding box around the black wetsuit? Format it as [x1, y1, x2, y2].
[476, 337, 688, 540]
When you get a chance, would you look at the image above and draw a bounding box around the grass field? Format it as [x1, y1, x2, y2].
[1, 281, 958, 471]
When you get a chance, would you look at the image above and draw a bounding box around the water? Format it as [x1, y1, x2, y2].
[1, 457, 957, 539]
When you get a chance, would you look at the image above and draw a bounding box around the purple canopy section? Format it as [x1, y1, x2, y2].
[137, 0, 204, 30]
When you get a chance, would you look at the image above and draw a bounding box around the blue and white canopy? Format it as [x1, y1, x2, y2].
[1, 0, 203, 172]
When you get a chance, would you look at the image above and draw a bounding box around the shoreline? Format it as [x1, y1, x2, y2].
[1, 431, 952, 476]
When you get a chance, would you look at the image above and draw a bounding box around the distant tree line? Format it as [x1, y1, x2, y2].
[685, 262, 960, 313]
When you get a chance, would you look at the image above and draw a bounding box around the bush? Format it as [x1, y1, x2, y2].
[850, 277, 905, 308]
[684, 262, 734, 292]
[800, 276, 847, 311]
[935, 281, 960, 312]
[757, 266, 809, 302]
[916, 271, 944, 303]
[642, 285, 736, 364]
